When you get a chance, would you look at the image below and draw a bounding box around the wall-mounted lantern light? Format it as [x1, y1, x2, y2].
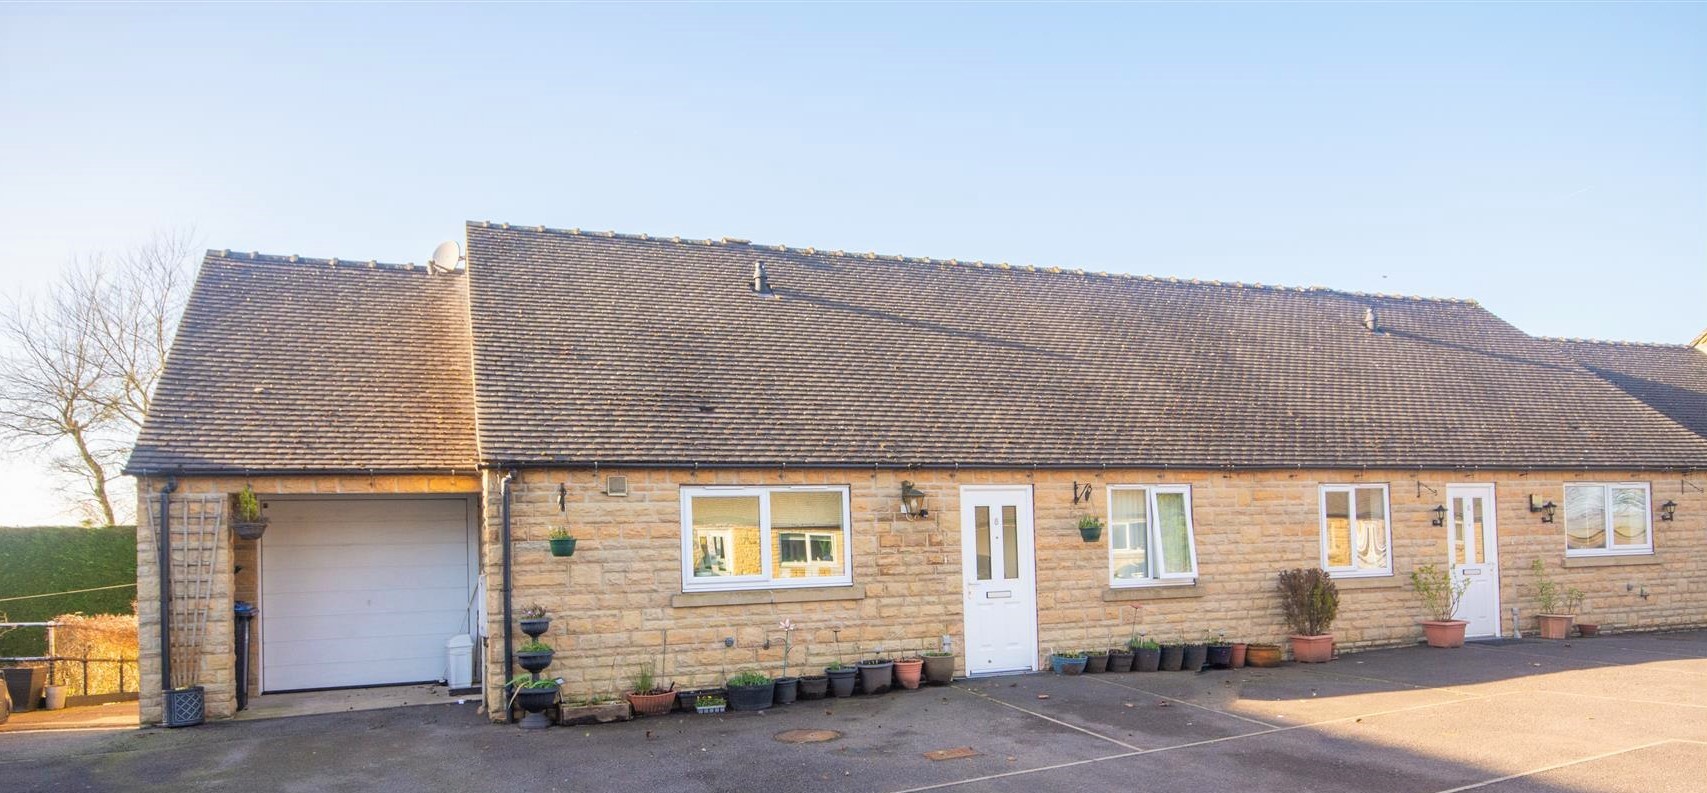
[900, 480, 929, 520]
[1431, 505, 1447, 527]
[1659, 500, 1677, 522]
[1528, 494, 1557, 523]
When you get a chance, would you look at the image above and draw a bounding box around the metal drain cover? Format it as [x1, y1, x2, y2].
[774, 729, 843, 744]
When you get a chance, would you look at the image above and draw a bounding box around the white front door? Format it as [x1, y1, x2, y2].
[961, 486, 1038, 675]
[1446, 485, 1500, 638]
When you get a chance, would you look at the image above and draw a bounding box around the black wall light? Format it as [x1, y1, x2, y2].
[900, 480, 929, 520]
[1660, 500, 1677, 522]
[1528, 494, 1557, 523]
[1431, 505, 1448, 527]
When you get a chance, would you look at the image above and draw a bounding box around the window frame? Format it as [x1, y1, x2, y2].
[1106, 484, 1198, 587]
[679, 485, 853, 592]
[1318, 484, 1394, 578]
[1563, 482, 1654, 558]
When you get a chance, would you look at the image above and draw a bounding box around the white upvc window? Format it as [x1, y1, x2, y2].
[1564, 482, 1653, 557]
[1107, 485, 1197, 586]
[680, 485, 852, 592]
[1319, 484, 1392, 577]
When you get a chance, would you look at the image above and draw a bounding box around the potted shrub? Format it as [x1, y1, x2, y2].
[922, 651, 955, 685]
[894, 654, 925, 690]
[1530, 560, 1583, 640]
[726, 669, 775, 711]
[1077, 515, 1104, 542]
[774, 620, 800, 705]
[1245, 643, 1284, 667]
[1205, 632, 1233, 669]
[1278, 568, 1339, 663]
[825, 662, 857, 697]
[517, 604, 550, 639]
[515, 640, 554, 673]
[625, 662, 676, 717]
[1049, 650, 1087, 675]
[857, 655, 895, 694]
[1083, 648, 1109, 674]
[548, 528, 577, 557]
[1129, 637, 1161, 672]
[508, 674, 559, 730]
[1158, 642, 1185, 671]
[1106, 644, 1134, 673]
[694, 694, 726, 714]
[231, 485, 268, 540]
[1230, 642, 1248, 668]
[1410, 563, 1472, 648]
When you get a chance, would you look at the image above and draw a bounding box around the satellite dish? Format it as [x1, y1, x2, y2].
[428, 240, 463, 272]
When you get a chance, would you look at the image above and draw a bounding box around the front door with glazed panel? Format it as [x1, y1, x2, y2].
[961, 486, 1037, 675]
[1447, 485, 1501, 638]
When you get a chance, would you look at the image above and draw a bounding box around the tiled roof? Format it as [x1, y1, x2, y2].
[466, 222, 1707, 469]
[125, 251, 478, 475]
[1553, 338, 1707, 442]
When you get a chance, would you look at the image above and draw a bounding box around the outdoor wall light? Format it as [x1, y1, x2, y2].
[1660, 500, 1677, 522]
[1528, 494, 1557, 523]
[900, 480, 929, 520]
[1431, 505, 1447, 527]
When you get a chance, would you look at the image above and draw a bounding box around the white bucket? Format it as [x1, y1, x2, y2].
[44, 685, 66, 710]
[445, 634, 474, 688]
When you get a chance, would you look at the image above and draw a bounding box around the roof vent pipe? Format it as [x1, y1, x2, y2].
[752, 261, 773, 295]
[1363, 307, 1378, 333]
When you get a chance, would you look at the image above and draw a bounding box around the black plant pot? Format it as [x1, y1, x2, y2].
[727, 681, 775, 711]
[1135, 647, 1161, 672]
[514, 685, 558, 730]
[1159, 645, 1185, 671]
[1182, 644, 1208, 672]
[518, 618, 550, 639]
[1079, 525, 1103, 542]
[1206, 645, 1233, 669]
[774, 676, 799, 705]
[825, 667, 857, 697]
[1106, 651, 1134, 673]
[676, 687, 724, 712]
[3, 665, 44, 713]
[516, 650, 554, 674]
[922, 654, 955, 685]
[797, 675, 829, 700]
[857, 661, 894, 695]
[164, 685, 204, 728]
[232, 519, 268, 541]
[1084, 652, 1109, 673]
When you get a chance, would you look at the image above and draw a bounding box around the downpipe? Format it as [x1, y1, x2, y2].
[157, 477, 178, 691]
[500, 470, 516, 723]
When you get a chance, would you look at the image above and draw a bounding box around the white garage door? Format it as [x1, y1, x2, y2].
[260, 498, 475, 692]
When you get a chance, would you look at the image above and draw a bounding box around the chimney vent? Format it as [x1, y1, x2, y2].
[751, 260, 774, 296]
[1363, 307, 1378, 332]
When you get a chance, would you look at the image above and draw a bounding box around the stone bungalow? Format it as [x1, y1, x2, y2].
[126, 222, 1707, 725]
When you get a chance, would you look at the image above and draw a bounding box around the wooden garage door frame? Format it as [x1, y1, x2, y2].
[255, 493, 481, 693]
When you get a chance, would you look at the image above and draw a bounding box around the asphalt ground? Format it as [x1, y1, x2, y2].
[4, 631, 1703, 793]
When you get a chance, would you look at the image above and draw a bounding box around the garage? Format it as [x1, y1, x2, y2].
[259, 497, 479, 692]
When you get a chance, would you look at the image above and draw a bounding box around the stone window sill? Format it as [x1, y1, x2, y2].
[1103, 583, 1204, 602]
[671, 586, 865, 608]
[1562, 554, 1662, 569]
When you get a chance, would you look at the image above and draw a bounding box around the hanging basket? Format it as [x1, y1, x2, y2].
[232, 519, 269, 541]
[549, 537, 577, 557]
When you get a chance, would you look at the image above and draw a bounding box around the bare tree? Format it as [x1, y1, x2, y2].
[0, 231, 195, 525]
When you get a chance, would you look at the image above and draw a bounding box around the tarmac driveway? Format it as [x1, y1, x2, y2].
[5, 631, 1704, 793]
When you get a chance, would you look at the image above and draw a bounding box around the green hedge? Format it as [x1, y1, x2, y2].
[0, 526, 137, 658]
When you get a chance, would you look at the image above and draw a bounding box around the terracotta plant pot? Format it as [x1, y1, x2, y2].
[1576, 623, 1599, 638]
[1421, 620, 1468, 648]
[1106, 649, 1134, 673]
[1158, 645, 1184, 671]
[825, 667, 857, 697]
[797, 675, 829, 699]
[1537, 614, 1574, 640]
[893, 658, 924, 690]
[922, 654, 955, 685]
[1289, 634, 1334, 663]
[1083, 650, 1109, 674]
[626, 688, 676, 717]
[1133, 646, 1161, 672]
[1245, 644, 1284, 668]
[1230, 643, 1248, 668]
[1182, 644, 1208, 671]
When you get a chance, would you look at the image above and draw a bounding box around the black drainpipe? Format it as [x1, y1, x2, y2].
[157, 477, 178, 692]
[500, 469, 516, 723]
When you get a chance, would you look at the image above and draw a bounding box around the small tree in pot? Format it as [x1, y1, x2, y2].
[1278, 568, 1339, 663]
[231, 485, 268, 540]
[1410, 563, 1472, 647]
[1530, 560, 1583, 640]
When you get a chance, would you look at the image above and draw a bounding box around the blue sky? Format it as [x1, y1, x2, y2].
[0, 3, 1703, 523]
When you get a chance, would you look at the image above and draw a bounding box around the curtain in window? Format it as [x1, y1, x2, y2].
[1352, 488, 1388, 570]
[1156, 491, 1193, 575]
[1565, 486, 1606, 550]
[1110, 489, 1148, 580]
[1610, 487, 1649, 547]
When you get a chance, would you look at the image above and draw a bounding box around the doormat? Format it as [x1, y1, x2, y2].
[923, 747, 979, 761]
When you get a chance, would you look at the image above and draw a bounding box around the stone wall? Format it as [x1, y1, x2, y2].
[134, 474, 480, 725]
[484, 466, 1707, 717]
